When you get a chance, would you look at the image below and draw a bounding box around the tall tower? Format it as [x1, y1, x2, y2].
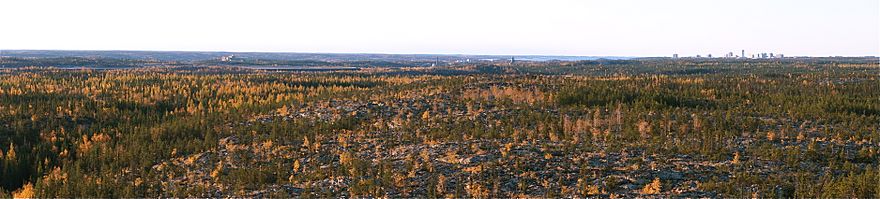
[741, 50, 745, 58]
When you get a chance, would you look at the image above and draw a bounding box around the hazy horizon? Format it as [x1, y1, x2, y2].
[3, 49, 878, 59]
[1, 0, 878, 57]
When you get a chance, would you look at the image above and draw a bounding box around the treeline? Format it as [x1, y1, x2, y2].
[0, 57, 162, 68]
[199, 59, 419, 68]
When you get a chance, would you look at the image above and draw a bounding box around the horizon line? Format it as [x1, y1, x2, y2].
[1, 49, 878, 58]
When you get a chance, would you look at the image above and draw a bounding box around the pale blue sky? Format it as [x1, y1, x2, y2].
[1, 0, 878, 56]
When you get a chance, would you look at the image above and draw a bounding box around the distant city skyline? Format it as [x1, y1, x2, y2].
[1, 0, 878, 57]
[673, 49, 789, 59]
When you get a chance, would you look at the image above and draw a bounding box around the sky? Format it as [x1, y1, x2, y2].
[0, 0, 878, 57]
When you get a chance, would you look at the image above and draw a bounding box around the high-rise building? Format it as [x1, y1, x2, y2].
[220, 55, 234, 62]
[741, 50, 745, 58]
[673, 54, 679, 59]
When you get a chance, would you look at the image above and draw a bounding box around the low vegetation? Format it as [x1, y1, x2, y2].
[0, 57, 877, 197]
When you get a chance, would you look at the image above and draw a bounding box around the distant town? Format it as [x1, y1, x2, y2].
[673, 50, 786, 59]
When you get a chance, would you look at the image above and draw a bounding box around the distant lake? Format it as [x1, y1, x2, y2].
[512, 56, 632, 61]
[236, 66, 359, 71]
